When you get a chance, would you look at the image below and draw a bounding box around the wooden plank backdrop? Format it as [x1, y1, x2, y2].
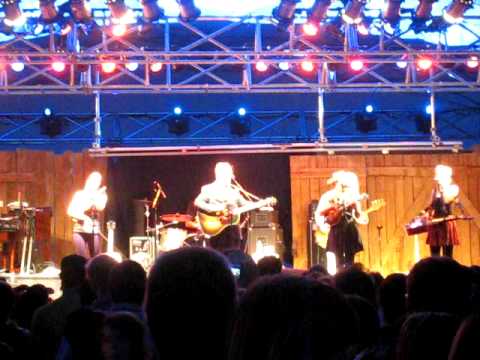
[290, 148, 480, 274]
[0, 150, 107, 264]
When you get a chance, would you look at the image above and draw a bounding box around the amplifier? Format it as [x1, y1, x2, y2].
[129, 236, 156, 271]
[246, 226, 284, 260]
[249, 209, 279, 228]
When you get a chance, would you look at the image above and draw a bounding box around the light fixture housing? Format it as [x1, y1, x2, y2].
[39, 0, 58, 23]
[443, 0, 474, 24]
[177, 0, 201, 22]
[342, 0, 368, 25]
[1, 0, 26, 27]
[70, 0, 92, 23]
[383, 0, 403, 25]
[415, 0, 437, 22]
[272, 0, 300, 28]
[141, 0, 164, 23]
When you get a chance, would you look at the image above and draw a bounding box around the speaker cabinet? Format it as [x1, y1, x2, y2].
[129, 236, 155, 271]
[249, 210, 279, 227]
[246, 226, 284, 259]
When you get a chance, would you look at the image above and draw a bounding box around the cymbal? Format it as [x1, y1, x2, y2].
[160, 213, 193, 223]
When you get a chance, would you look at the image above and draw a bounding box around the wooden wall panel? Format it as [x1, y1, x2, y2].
[290, 147, 480, 274]
[0, 150, 107, 265]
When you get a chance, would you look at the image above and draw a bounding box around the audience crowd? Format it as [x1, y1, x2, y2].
[0, 245, 479, 360]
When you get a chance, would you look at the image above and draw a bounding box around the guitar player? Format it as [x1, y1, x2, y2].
[67, 171, 107, 259]
[314, 171, 369, 271]
[194, 162, 253, 251]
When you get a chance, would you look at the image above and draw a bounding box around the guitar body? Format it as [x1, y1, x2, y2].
[321, 205, 347, 226]
[197, 196, 277, 237]
[197, 211, 240, 237]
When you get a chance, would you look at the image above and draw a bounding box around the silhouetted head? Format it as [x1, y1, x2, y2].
[229, 274, 358, 360]
[396, 312, 460, 360]
[334, 267, 377, 307]
[0, 282, 14, 324]
[257, 256, 283, 277]
[65, 308, 105, 360]
[407, 257, 471, 315]
[60, 254, 87, 290]
[448, 313, 480, 360]
[379, 273, 407, 326]
[346, 294, 380, 348]
[102, 312, 150, 360]
[109, 260, 146, 306]
[223, 249, 258, 289]
[86, 254, 119, 298]
[145, 247, 236, 360]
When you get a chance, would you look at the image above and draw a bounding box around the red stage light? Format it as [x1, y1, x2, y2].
[303, 22, 319, 36]
[51, 61, 66, 72]
[112, 23, 127, 37]
[417, 57, 433, 70]
[466, 55, 479, 69]
[350, 59, 364, 71]
[301, 60, 314, 72]
[255, 61, 269, 72]
[150, 62, 163, 72]
[102, 62, 116, 73]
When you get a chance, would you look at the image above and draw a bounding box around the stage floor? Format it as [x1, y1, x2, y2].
[1, 273, 62, 299]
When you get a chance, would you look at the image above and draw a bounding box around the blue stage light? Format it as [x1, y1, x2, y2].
[44, 108, 52, 116]
[238, 107, 247, 116]
[174, 106, 183, 115]
[365, 104, 374, 113]
[425, 104, 432, 114]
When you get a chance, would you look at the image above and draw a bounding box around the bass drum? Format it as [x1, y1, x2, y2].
[158, 227, 188, 252]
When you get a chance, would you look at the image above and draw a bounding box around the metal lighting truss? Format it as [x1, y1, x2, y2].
[0, 14, 479, 95]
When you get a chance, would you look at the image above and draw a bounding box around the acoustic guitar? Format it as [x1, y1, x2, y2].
[197, 197, 277, 237]
[320, 198, 386, 226]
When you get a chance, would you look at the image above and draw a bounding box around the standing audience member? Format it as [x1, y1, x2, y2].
[86, 254, 119, 310]
[145, 247, 236, 360]
[407, 257, 471, 315]
[32, 254, 89, 360]
[229, 275, 358, 360]
[0, 282, 32, 359]
[14, 284, 51, 330]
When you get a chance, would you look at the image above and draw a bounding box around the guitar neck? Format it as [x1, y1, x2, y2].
[234, 199, 270, 215]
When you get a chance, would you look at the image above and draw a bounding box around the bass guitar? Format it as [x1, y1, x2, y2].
[197, 197, 277, 237]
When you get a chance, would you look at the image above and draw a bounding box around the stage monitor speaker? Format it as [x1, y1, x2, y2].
[249, 209, 279, 228]
[246, 226, 284, 259]
[129, 236, 155, 271]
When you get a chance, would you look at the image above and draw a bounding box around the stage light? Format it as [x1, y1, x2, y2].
[44, 108, 52, 116]
[425, 104, 432, 114]
[272, 0, 300, 28]
[350, 59, 364, 71]
[177, 0, 201, 22]
[1, 0, 26, 27]
[112, 23, 127, 37]
[168, 110, 189, 135]
[278, 61, 290, 71]
[466, 55, 479, 69]
[417, 57, 433, 70]
[141, 0, 164, 23]
[174, 106, 182, 115]
[415, 0, 436, 22]
[357, 22, 370, 35]
[255, 61, 269, 72]
[238, 107, 247, 116]
[383, 0, 403, 25]
[11, 62, 24, 72]
[303, 22, 319, 36]
[150, 62, 163, 72]
[443, 0, 474, 24]
[396, 60, 408, 69]
[126, 62, 139, 71]
[70, 0, 92, 23]
[343, 0, 367, 25]
[381, 148, 390, 155]
[365, 104, 374, 113]
[355, 112, 377, 133]
[51, 61, 66, 72]
[39, 0, 58, 23]
[106, 0, 129, 21]
[303, 0, 332, 35]
[301, 60, 315, 72]
[101, 62, 116, 73]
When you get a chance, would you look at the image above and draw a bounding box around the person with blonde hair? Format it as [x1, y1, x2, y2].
[315, 171, 369, 270]
[425, 164, 462, 257]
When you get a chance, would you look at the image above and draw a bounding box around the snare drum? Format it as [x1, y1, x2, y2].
[158, 227, 188, 251]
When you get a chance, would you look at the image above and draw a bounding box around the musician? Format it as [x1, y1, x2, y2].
[315, 171, 368, 270]
[67, 171, 107, 259]
[425, 165, 462, 258]
[194, 162, 251, 251]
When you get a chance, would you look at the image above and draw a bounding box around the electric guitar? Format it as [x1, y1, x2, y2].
[197, 197, 277, 237]
[320, 198, 386, 226]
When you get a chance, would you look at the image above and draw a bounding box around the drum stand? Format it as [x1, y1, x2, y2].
[20, 209, 35, 274]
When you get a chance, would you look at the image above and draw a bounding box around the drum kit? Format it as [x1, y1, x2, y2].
[140, 189, 201, 255]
